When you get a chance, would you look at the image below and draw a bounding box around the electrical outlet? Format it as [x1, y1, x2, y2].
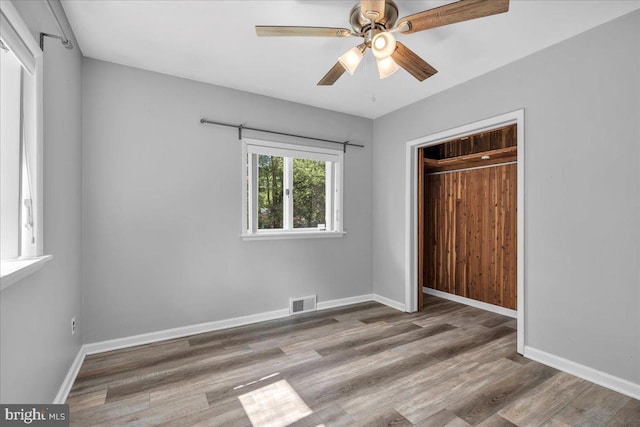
[71, 317, 76, 335]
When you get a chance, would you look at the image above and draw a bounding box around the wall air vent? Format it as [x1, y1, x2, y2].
[289, 295, 317, 315]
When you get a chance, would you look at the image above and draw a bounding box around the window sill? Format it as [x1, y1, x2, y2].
[0, 255, 52, 291]
[241, 231, 346, 241]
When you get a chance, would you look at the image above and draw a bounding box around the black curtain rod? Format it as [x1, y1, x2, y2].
[200, 118, 364, 152]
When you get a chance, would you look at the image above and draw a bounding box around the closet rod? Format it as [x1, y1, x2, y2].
[200, 118, 363, 152]
[41, 0, 73, 50]
[426, 161, 517, 176]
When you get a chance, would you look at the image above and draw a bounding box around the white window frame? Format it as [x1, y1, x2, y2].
[242, 138, 345, 240]
[0, 0, 51, 291]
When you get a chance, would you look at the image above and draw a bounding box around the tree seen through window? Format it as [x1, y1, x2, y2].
[257, 155, 283, 229]
[293, 158, 326, 228]
[256, 155, 326, 230]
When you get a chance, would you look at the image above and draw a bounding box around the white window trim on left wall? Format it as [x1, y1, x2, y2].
[0, 0, 51, 291]
[241, 138, 345, 240]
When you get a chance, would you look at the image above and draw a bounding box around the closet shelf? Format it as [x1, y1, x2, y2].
[423, 145, 517, 173]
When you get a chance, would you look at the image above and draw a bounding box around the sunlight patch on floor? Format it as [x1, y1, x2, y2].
[234, 372, 280, 391]
[238, 379, 313, 427]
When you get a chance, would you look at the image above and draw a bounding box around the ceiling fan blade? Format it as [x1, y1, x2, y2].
[391, 42, 438, 81]
[317, 62, 346, 86]
[256, 26, 353, 37]
[397, 0, 509, 34]
[360, 0, 386, 22]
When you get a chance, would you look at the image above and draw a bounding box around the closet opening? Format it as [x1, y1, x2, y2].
[419, 123, 517, 313]
[406, 110, 524, 353]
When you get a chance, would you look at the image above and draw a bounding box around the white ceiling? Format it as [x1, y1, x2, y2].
[61, 0, 640, 119]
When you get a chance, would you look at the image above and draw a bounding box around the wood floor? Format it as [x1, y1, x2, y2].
[67, 295, 640, 426]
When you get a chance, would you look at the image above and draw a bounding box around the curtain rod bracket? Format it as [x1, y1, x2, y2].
[238, 124, 243, 140]
[39, 32, 73, 51]
[43, 0, 73, 50]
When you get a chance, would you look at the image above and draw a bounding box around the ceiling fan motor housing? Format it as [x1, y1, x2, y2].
[349, 0, 399, 34]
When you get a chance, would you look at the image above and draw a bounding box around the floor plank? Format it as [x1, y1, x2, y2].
[606, 398, 640, 426]
[70, 393, 149, 426]
[541, 384, 630, 427]
[417, 409, 471, 427]
[357, 409, 414, 426]
[97, 394, 209, 427]
[453, 362, 557, 425]
[477, 414, 518, 427]
[67, 295, 638, 426]
[67, 389, 108, 414]
[498, 372, 591, 425]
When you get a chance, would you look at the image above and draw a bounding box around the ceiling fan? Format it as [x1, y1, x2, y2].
[256, 0, 509, 85]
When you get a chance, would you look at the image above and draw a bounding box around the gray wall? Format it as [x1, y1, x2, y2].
[373, 11, 640, 384]
[0, 1, 83, 403]
[3, 2, 636, 402]
[82, 59, 373, 343]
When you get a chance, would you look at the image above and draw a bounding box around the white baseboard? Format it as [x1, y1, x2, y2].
[372, 294, 406, 312]
[55, 293, 639, 406]
[54, 292, 405, 404]
[83, 307, 291, 355]
[53, 345, 86, 404]
[423, 287, 517, 319]
[317, 294, 373, 310]
[524, 346, 640, 401]
[84, 293, 399, 356]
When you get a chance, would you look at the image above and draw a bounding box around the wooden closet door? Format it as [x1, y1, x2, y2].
[424, 164, 517, 309]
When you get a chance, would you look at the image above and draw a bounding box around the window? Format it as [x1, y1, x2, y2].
[1, 0, 48, 289]
[243, 139, 344, 239]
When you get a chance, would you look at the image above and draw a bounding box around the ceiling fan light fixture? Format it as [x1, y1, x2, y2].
[371, 32, 396, 59]
[376, 56, 399, 79]
[338, 45, 365, 75]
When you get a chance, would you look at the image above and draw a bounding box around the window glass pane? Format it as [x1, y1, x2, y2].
[0, 48, 23, 259]
[293, 158, 326, 229]
[257, 155, 284, 229]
